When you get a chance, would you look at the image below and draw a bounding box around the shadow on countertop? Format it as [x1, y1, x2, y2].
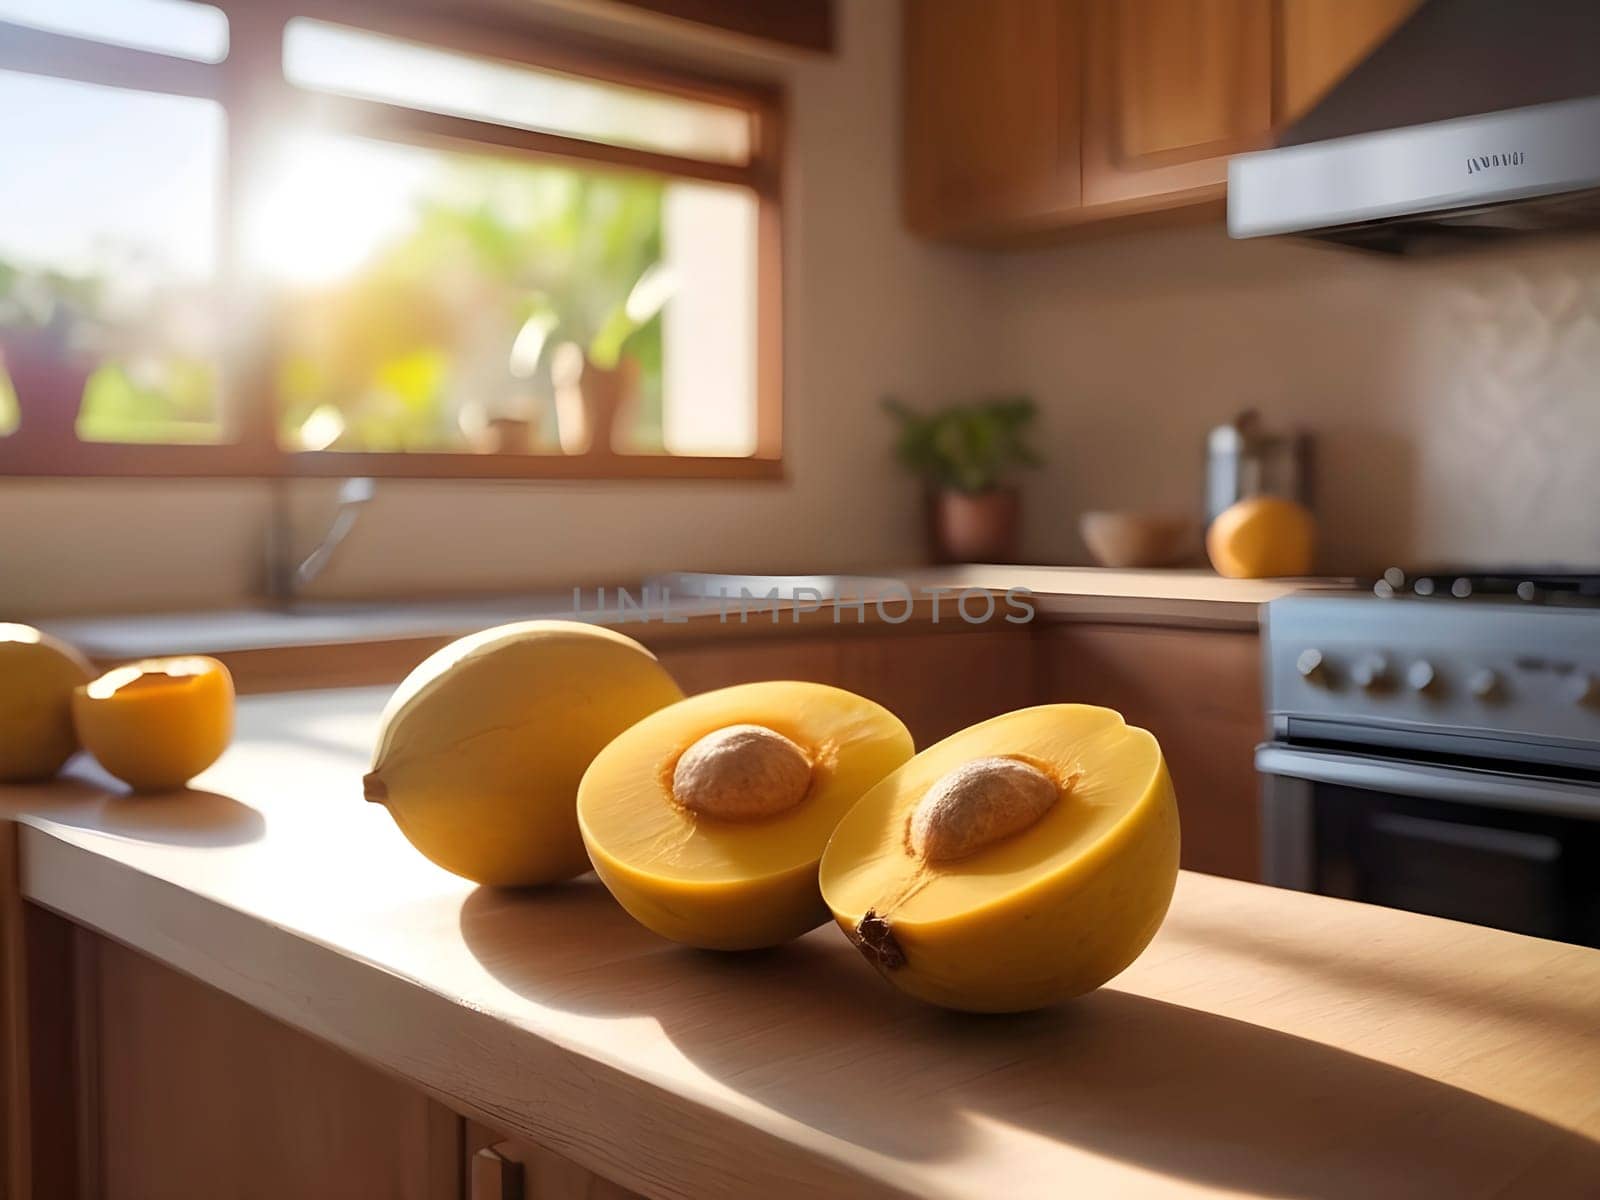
[15, 768, 266, 848]
[456, 881, 1600, 1198]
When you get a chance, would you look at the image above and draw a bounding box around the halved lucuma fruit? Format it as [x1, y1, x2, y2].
[819, 704, 1179, 1012]
[578, 681, 914, 950]
[365, 621, 683, 887]
[73, 656, 234, 792]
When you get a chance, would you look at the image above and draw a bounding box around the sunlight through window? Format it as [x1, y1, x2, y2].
[0, 0, 228, 62]
[283, 18, 752, 166]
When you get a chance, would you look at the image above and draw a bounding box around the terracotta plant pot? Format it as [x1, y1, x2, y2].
[552, 345, 640, 456]
[928, 487, 1021, 564]
[0, 331, 91, 446]
[483, 416, 536, 455]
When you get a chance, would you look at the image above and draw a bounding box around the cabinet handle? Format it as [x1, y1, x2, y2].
[470, 1146, 524, 1200]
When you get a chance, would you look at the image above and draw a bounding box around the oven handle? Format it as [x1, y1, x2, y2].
[1255, 745, 1600, 821]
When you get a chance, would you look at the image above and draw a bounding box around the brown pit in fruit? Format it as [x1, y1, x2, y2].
[855, 908, 906, 970]
[908, 756, 1058, 863]
[671, 724, 812, 821]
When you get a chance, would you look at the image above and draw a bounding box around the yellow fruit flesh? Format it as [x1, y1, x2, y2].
[819, 704, 1179, 1012]
[579, 681, 914, 950]
[0, 624, 93, 782]
[1206, 495, 1316, 579]
[366, 621, 683, 887]
[72, 657, 234, 792]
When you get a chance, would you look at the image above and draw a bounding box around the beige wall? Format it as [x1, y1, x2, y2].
[0, 0, 1002, 617]
[997, 225, 1600, 577]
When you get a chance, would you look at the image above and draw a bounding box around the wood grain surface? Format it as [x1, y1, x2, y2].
[89, 935, 461, 1199]
[4, 688, 1599, 1199]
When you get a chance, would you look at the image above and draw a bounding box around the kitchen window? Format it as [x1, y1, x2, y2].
[0, 1, 783, 479]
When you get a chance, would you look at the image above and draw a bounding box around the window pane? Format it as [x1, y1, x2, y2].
[0, 71, 226, 445]
[0, 0, 228, 63]
[0, 366, 17, 436]
[283, 19, 752, 166]
[247, 132, 758, 457]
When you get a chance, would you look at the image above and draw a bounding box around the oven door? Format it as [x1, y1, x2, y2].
[1256, 745, 1600, 947]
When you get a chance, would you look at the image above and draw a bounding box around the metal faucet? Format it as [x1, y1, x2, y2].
[264, 477, 375, 608]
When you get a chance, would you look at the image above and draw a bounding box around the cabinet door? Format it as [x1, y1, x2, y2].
[85, 934, 462, 1200]
[654, 629, 1035, 747]
[902, 0, 1081, 237]
[1081, 0, 1273, 207]
[471, 1139, 644, 1200]
[1278, 0, 1423, 123]
[1038, 624, 1264, 881]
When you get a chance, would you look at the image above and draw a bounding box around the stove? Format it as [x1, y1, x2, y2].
[1256, 569, 1600, 947]
[1371, 566, 1600, 607]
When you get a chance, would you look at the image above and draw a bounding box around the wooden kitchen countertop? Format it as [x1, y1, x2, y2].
[4, 689, 1598, 1199]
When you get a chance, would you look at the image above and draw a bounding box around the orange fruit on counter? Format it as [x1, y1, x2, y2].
[0, 623, 94, 781]
[73, 657, 235, 792]
[1206, 495, 1316, 579]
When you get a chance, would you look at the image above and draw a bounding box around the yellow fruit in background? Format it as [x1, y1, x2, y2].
[1206, 495, 1316, 578]
[365, 621, 682, 887]
[579, 681, 914, 950]
[819, 705, 1179, 1013]
[0, 623, 93, 782]
[73, 656, 234, 792]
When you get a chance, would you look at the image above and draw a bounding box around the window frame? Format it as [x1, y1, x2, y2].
[0, 0, 785, 480]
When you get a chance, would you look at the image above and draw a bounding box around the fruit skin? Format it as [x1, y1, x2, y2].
[366, 621, 683, 887]
[586, 852, 831, 952]
[820, 705, 1180, 1013]
[1206, 495, 1316, 579]
[72, 657, 234, 792]
[578, 681, 914, 950]
[0, 624, 94, 782]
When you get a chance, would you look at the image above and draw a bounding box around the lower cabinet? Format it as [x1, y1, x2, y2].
[21, 917, 645, 1200]
[1038, 624, 1264, 881]
[654, 627, 1036, 749]
[469, 1129, 642, 1200]
[34, 924, 460, 1199]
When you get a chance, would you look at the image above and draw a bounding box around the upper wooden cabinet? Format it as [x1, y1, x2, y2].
[1278, 0, 1423, 122]
[1081, 0, 1274, 207]
[902, 0, 1422, 241]
[902, 0, 1081, 237]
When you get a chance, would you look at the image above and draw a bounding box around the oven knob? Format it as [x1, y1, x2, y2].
[1296, 649, 1328, 684]
[1407, 660, 1438, 693]
[1569, 673, 1598, 707]
[1351, 655, 1389, 690]
[1469, 668, 1500, 700]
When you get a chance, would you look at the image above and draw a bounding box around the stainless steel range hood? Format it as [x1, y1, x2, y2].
[1228, 0, 1600, 252]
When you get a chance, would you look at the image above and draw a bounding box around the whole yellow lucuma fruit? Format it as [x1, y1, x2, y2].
[365, 621, 683, 886]
[0, 623, 94, 782]
[1206, 495, 1316, 579]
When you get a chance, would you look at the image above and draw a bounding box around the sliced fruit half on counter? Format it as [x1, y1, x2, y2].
[73, 656, 235, 792]
[365, 621, 683, 887]
[578, 681, 914, 950]
[819, 704, 1180, 1012]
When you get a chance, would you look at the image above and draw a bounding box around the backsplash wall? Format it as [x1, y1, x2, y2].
[997, 226, 1600, 575]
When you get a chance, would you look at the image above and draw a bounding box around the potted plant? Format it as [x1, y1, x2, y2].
[884, 395, 1042, 563]
[505, 174, 669, 456]
[0, 265, 102, 447]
